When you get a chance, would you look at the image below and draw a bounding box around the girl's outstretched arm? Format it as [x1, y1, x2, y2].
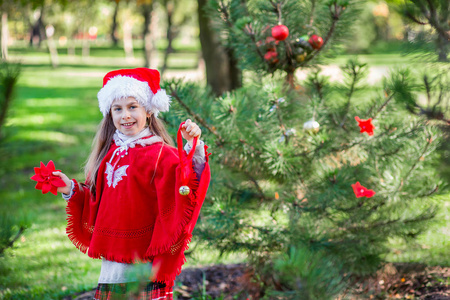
[51, 171, 72, 195]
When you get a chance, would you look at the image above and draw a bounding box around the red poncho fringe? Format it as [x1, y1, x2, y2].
[65, 134, 210, 286]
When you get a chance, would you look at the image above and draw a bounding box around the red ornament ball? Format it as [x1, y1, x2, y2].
[308, 34, 324, 49]
[271, 25, 289, 41]
[264, 50, 279, 64]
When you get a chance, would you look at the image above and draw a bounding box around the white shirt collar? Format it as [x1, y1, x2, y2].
[113, 128, 152, 149]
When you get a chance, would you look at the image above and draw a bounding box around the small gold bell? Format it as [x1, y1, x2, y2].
[179, 186, 190, 195]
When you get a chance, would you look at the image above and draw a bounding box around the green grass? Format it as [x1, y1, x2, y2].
[0, 46, 448, 299]
[8, 41, 200, 70]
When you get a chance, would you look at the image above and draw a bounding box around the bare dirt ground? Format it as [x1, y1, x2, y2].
[69, 263, 449, 300]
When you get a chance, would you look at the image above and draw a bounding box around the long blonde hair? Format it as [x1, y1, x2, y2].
[84, 112, 174, 195]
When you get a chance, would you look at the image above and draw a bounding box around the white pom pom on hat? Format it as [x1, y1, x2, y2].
[97, 68, 171, 117]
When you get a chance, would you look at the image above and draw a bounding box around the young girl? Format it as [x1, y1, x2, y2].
[52, 68, 211, 300]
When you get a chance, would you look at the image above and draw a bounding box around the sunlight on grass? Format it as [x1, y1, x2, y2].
[0, 224, 101, 299]
[185, 241, 248, 268]
[11, 130, 78, 144]
[7, 114, 64, 126]
[24, 98, 81, 107]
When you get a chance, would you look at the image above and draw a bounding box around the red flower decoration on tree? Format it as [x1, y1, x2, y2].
[351, 182, 376, 198]
[355, 116, 375, 136]
[30, 161, 66, 195]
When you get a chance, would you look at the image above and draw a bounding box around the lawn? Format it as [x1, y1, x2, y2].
[0, 44, 448, 299]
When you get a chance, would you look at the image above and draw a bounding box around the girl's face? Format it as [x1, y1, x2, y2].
[111, 97, 151, 136]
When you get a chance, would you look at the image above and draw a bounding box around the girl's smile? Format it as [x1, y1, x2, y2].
[121, 122, 136, 128]
[111, 97, 151, 136]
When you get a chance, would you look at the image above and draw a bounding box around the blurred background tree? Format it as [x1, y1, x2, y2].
[400, 0, 449, 62]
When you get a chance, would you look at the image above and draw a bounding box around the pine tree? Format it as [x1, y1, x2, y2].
[401, 0, 449, 62]
[161, 0, 447, 298]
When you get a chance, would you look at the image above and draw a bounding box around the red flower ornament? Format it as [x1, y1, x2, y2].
[355, 116, 375, 136]
[351, 182, 376, 198]
[31, 161, 66, 195]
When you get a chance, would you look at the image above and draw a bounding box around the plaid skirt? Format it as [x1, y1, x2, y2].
[93, 281, 173, 300]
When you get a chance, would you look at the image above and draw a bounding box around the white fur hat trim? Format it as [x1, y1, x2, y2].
[97, 75, 171, 117]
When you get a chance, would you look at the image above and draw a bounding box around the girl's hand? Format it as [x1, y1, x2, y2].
[181, 119, 201, 146]
[52, 171, 72, 195]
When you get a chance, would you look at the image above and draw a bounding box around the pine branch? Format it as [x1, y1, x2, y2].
[433, 81, 443, 110]
[404, 10, 429, 25]
[1, 226, 26, 255]
[268, 0, 282, 24]
[239, 138, 263, 156]
[425, 0, 450, 40]
[370, 91, 396, 120]
[310, 74, 339, 125]
[394, 134, 433, 194]
[343, 212, 435, 234]
[300, 2, 344, 66]
[309, 0, 317, 27]
[340, 73, 357, 127]
[224, 181, 271, 201]
[167, 85, 225, 144]
[295, 120, 423, 158]
[424, 75, 432, 107]
[339, 61, 367, 127]
[411, 0, 450, 40]
[273, 99, 289, 144]
[243, 24, 268, 66]
[419, 185, 439, 197]
[218, 0, 234, 28]
[404, 75, 450, 124]
[220, 154, 269, 201]
[244, 170, 265, 197]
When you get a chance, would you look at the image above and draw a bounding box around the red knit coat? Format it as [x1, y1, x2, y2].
[65, 136, 211, 286]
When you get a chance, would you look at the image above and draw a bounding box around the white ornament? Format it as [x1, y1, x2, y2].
[285, 128, 296, 136]
[269, 105, 277, 112]
[303, 119, 320, 134]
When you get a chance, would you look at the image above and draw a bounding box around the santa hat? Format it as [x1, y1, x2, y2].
[97, 68, 170, 117]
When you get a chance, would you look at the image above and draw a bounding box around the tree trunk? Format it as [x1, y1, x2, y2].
[160, 0, 174, 75]
[82, 25, 90, 59]
[0, 63, 20, 136]
[45, 25, 59, 68]
[67, 34, 76, 57]
[228, 48, 242, 90]
[286, 71, 295, 89]
[123, 20, 134, 61]
[142, 3, 154, 68]
[436, 33, 448, 62]
[1, 12, 8, 60]
[198, 0, 232, 96]
[111, 0, 119, 47]
[29, 6, 45, 48]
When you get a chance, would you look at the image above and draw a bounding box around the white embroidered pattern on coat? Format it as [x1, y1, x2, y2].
[105, 162, 129, 188]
